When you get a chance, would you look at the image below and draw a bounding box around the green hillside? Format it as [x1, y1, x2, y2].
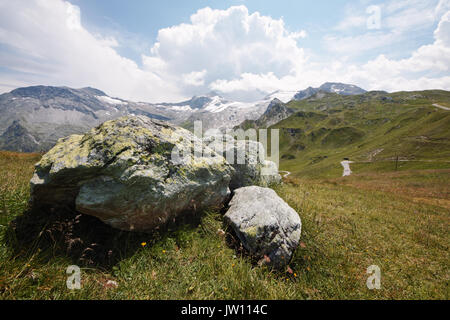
[268, 90, 450, 178]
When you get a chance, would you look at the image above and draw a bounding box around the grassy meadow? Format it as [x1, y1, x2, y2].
[0, 150, 448, 300]
[271, 90, 450, 179]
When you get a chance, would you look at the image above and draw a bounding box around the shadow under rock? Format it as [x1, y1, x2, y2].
[6, 205, 207, 270]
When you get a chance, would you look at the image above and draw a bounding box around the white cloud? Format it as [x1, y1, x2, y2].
[435, 10, 450, 46]
[142, 6, 309, 100]
[371, 11, 450, 74]
[323, 31, 401, 56]
[383, 1, 436, 31]
[182, 70, 207, 86]
[65, 4, 82, 31]
[435, 0, 450, 17]
[335, 16, 366, 31]
[288, 30, 308, 40]
[143, 3, 450, 97]
[332, 10, 450, 92]
[0, 0, 182, 102]
[327, 0, 440, 57]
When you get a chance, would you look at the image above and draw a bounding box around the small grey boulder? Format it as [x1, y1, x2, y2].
[203, 134, 281, 190]
[224, 186, 301, 268]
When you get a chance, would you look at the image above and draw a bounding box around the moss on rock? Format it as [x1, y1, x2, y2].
[30, 116, 234, 232]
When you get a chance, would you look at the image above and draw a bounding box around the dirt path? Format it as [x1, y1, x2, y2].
[357, 159, 450, 163]
[340, 158, 450, 177]
[341, 161, 353, 177]
[279, 171, 291, 178]
[433, 103, 450, 111]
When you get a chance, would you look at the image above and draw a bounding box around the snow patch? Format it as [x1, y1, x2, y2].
[168, 105, 193, 112]
[264, 91, 297, 103]
[203, 97, 256, 113]
[331, 85, 344, 93]
[96, 95, 128, 105]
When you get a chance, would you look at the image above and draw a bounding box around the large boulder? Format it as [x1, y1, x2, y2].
[224, 186, 301, 268]
[30, 116, 234, 231]
[202, 134, 281, 190]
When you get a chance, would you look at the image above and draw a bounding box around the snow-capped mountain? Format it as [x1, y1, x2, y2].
[0, 82, 368, 152]
[294, 82, 366, 100]
[155, 92, 263, 115]
[262, 83, 366, 103]
[0, 86, 271, 151]
[0, 86, 172, 152]
[179, 98, 270, 132]
[319, 82, 366, 95]
[150, 92, 273, 131]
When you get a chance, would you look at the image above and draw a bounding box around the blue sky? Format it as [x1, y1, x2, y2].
[0, 0, 449, 102]
[72, 0, 436, 64]
[73, 0, 350, 61]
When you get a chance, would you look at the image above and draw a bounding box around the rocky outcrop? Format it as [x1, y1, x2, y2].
[258, 98, 295, 127]
[0, 120, 41, 152]
[202, 134, 281, 190]
[30, 115, 234, 232]
[224, 186, 301, 268]
[234, 98, 295, 130]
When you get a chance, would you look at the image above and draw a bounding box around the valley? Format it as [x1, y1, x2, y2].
[269, 90, 450, 178]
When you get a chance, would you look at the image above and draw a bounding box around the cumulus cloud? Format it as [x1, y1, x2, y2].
[142, 6, 309, 100]
[142, 3, 450, 97]
[182, 70, 207, 87]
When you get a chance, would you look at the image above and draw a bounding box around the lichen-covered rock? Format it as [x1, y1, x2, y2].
[202, 134, 281, 190]
[30, 116, 234, 231]
[224, 186, 301, 268]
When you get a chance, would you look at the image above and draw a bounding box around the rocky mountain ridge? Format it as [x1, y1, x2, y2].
[0, 83, 367, 152]
[294, 82, 366, 100]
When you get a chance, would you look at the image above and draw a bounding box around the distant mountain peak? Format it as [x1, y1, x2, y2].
[319, 82, 365, 94]
[267, 98, 284, 107]
[294, 82, 366, 100]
